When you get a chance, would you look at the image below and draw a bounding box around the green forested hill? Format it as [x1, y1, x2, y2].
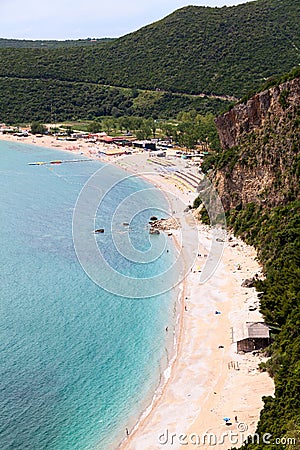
[0, 0, 299, 97]
[0, 77, 228, 123]
[91, 0, 300, 96]
[0, 0, 299, 122]
[0, 38, 114, 48]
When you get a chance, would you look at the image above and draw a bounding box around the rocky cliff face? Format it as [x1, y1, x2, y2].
[214, 77, 300, 211]
[216, 78, 300, 150]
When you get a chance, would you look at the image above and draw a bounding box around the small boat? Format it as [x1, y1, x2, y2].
[94, 228, 104, 234]
[50, 160, 62, 164]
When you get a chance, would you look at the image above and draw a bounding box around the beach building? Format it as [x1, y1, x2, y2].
[237, 322, 272, 352]
[1, 127, 16, 134]
[72, 132, 89, 139]
[132, 140, 157, 151]
[97, 135, 133, 147]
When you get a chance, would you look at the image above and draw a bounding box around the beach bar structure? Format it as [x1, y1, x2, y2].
[237, 322, 271, 353]
[132, 140, 157, 151]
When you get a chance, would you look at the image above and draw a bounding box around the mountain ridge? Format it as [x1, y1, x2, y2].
[0, 38, 114, 49]
[0, 0, 299, 98]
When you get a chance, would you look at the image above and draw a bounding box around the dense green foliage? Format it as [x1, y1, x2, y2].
[195, 71, 300, 448]
[0, 0, 299, 100]
[0, 77, 228, 123]
[0, 0, 298, 122]
[1, 0, 298, 444]
[30, 122, 47, 134]
[229, 203, 299, 327]
[158, 111, 221, 150]
[228, 202, 300, 449]
[239, 66, 300, 105]
[196, 179, 300, 450]
[0, 38, 114, 48]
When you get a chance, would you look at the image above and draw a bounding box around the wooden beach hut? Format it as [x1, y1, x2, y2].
[237, 322, 271, 353]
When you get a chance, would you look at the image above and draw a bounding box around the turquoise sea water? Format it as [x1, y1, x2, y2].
[0, 141, 178, 449]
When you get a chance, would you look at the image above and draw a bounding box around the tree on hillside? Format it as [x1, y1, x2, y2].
[136, 119, 152, 139]
[119, 116, 132, 133]
[66, 126, 73, 137]
[177, 122, 199, 149]
[161, 123, 178, 142]
[30, 122, 47, 134]
[102, 117, 115, 133]
[88, 121, 102, 133]
[147, 118, 157, 138]
[195, 113, 221, 151]
[111, 106, 121, 118]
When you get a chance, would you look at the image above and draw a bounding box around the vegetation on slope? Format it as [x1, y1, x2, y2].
[0, 38, 114, 49]
[0, 77, 228, 123]
[239, 66, 300, 105]
[203, 68, 300, 211]
[195, 73, 300, 447]
[229, 203, 300, 449]
[0, 0, 299, 98]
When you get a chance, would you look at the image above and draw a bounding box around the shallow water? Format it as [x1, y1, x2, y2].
[0, 141, 178, 449]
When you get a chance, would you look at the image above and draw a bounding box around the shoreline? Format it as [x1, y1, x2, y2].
[0, 132, 196, 449]
[0, 133, 275, 450]
[118, 283, 185, 450]
[120, 233, 274, 450]
[117, 218, 193, 450]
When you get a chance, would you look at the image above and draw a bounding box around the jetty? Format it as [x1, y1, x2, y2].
[28, 159, 90, 166]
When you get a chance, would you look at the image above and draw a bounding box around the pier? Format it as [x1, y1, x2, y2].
[28, 158, 91, 166]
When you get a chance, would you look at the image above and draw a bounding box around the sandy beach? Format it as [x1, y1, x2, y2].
[0, 132, 275, 449]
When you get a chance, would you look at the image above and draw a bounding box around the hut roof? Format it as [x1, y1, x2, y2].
[246, 322, 270, 339]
